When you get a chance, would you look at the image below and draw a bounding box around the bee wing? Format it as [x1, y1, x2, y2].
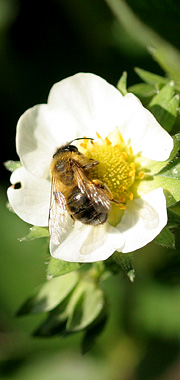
[74, 166, 111, 213]
[49, 177, 71, 245]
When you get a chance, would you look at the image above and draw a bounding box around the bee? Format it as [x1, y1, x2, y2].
[49, 138, 114, 245]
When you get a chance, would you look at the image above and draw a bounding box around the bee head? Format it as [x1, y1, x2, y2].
[53, 138, 94, 158]
[53, 144, 78, 158]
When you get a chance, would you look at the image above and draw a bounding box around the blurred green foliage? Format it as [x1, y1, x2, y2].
[1, 0, 180, 379]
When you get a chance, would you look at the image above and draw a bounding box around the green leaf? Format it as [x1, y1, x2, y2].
[4, 160, 21, 172]
[113, 252, 135, 282]
[154, 227, 175, 249]
[159, 157, 180, 181]
[17, 272, 79, 315]
[81, 311, 108, 354]
[148, 82, 179, 132]
[19, 226, 49, 241]
[6, 202, 15, 213]
[117, 71, 127, 95]
[48, 257, 81, 278]
[134, 68, 168, 87]
[149, 46, 180, 91]
[66, 281, 104, 332]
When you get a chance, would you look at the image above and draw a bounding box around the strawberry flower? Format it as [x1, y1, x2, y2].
[7, 73, 173, 262]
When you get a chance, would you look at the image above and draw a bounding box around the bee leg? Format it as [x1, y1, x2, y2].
[70, 214, 76, 226]
[92, 179, 114, 200]
[111, 198, 121, 205]
[82, 160, 100, 170]
[92, 179, 121, 205]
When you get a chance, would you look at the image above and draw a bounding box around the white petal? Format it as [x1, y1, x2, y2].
[118, 93, 173, 161]
[48, 73, 124, 139]
[16, 74, 172, 180]
[50, 221, 125, 263]
[117, 188, 167, 253]
[7, 167, 50, 226]
[16, 104, 86, 178]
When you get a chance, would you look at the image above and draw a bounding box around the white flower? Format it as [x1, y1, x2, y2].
[7, 73, 173, 262]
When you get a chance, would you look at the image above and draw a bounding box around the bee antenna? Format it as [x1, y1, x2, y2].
[69, 137, 94, 145]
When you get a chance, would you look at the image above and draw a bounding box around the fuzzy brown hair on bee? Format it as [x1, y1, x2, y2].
[49, 139, 114, 245]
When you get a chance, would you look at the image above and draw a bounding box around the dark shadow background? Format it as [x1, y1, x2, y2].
[1, 0, 170, 184]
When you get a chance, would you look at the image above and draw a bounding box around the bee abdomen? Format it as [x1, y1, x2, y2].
[67, 188, 107, 225]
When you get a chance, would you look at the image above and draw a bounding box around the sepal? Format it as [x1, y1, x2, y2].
[81, 309, 108, 354]
[33, 295, 73, 337]
[19, 226, 49, 241]
[112, 252, 135, 282]
[167, 203, 180, 229]
[153, 227, 175, 249]
[65, 280, 104, 332]
[128, 83, 156, 102]
[48, 257, 81, 278]
[16, 272, 78, 315]
[16, 269, 107, 351]
[134, 67, 168, 87]
[4, 160, 21, 172]
[117, 71, 127, 95]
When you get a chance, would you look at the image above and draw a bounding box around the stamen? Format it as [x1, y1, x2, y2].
[120, 152, 128, 160]
[128, 146, 133, 155]
[119, 195, 126, 203]
[119, 132, 124, 144]
[80, 143, 88, 149]
[119, 204, 126, 210]
[96, 132, 103, 140]
[105, 137, 111, 145]
[138, 171, 145, 179]
[128, 169, 136, 177]
[129, 192, 134, 201]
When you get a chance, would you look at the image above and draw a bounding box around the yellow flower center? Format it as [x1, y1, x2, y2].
[78, 128, 144, 225]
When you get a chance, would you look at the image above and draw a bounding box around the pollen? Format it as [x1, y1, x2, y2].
[79, 128, 144, 216]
